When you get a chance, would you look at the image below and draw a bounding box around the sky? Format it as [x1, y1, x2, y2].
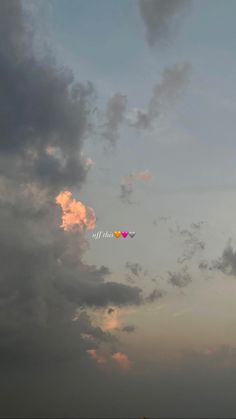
[1, 1, 236, 418]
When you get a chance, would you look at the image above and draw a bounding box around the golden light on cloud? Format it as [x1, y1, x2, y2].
[55, 191, 96, 232]
[87, 307, 137, 333]
[136, 170, 152, 182]
[112, 352, 131, 371]
[87, 349, 107, 365]
[102, 308, 121, 332]
[123, 170, 152, 186]
[87, 348, 131, 371]
[85, 157, 95, 168]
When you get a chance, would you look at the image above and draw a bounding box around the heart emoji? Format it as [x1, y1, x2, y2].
[121, 231, 128, 238]
[129, 232, 136, 238]
[113, 231, 121, 238]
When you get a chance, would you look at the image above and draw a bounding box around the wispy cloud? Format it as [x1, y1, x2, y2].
[102, 94, 127, 146]
[120, 170, 152, 204]
[168, 268, 192, 288]
[139, 0, 189, 47]
[127, 63, 192, 130]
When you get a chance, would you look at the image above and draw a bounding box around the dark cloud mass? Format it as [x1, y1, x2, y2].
[139, 0, 189, 47]
[0, 1, 97, 191]
[0, 2, 147, 416]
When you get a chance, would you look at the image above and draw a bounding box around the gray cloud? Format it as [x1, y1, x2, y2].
[146, 288, 164, 302]
[102, 63, 192, 147]
[0, 1, 96, 193]
[102, 93, 127, 146]
[213, 239, 236, 276]
[120, 182, 134, 204]
[168, 268, 191, 288]
[0, 0, 148, 395]
[139, 0, 189, 47]
[127, 63, 192, 130]
[125, 262, 143, 277]
[191, 221, 206, 230]
[120, 170, 152, 205]
[58, 277, 143, 307]
[199, 260, 209, 271]
[168, 221, 206, 264]
[122, 325, 136, 334]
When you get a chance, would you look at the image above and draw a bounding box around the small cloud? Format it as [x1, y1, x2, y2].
[199, 260, 209, 270]
[107, 307, 115, 315]
[102, 94, 127, 146]
[120, 182, 134, 204]
[146, 288, 164, 303]
[125, 262, 143, 277]
[212, 239, 236, 276]
[112, 352, 131, 371]
[170, 222, 206, 264]
[127, 63, 192, 130]
[87, 348, 107, 365]
[120, 171, 152, 204]
[122, 325, 136, 334]
[168, 268, 191, 288]
[136, 170, 152, 182]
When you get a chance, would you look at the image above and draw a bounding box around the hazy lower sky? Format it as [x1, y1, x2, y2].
[1, 1, 236, 418]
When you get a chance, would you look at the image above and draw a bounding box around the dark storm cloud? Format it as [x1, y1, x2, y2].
[127, 63, 192, 130]
[102, 93, 127, 146]
[168, 268, 191, 288]
[139, 0, 189, 47]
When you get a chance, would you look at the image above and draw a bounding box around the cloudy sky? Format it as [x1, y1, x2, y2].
[1, 1, 236, 418]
